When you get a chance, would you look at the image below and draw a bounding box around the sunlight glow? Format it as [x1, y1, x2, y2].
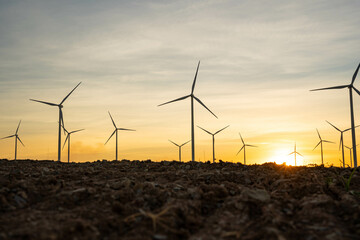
[268, 148, 305, 166]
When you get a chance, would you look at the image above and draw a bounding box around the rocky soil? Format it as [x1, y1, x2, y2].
[0, 159, 360, 240]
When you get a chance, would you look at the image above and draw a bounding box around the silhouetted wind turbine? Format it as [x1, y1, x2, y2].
[30, 82, 81, 162]
[168, 140, 190, 162]
[311, 63, 360, 167]
[345, 144, 359, 168]
[158, 61, 218, 162]
[1, 120, 24, 160]
[313, 129, 334, 165]
[197, 125, 229, 163]
[62, 124, 84, 163]
[236, 133, 257, 165]
[105, 111, 135, 161]
[325, 120, 358, 168]
[288, 143, 302, 166]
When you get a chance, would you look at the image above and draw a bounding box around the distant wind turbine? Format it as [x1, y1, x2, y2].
[312, 129, 334, 165]
[168, 140, 190, 162]
[345, 144, 359, 168]
[1, 120, 24, 160]
[197, 125, 229, 163]
[105, 111, 135, 161]
[30, 82, 81, 162]
[288, 143, 302, 166]
[326, 120, 358, 168]
[311, 63, 360, 167]
[62, 124, 84, 163]
[158, 61, 218, 162]
[236, 133, 257, 165]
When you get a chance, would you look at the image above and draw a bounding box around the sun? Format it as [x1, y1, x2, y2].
[268, 148, 304, 166]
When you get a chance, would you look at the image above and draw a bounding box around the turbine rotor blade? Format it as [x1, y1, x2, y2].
[60, 82, 82, 105]
[108, 111, 117, 128]
[105, 130, 116, 145]
[193, 96, 218, 118]
[296, 152, 303, 157]
[168, 140, 179, 147]
[15, 120, 21, 134]
[180, 140, 191, 147]
[288, 151, 295, 155]
[310, 85, 349, 91]
[197, 125, 212, 135]
[158, 95, 190, 107]
[1, 135, 15, 139]
[316, 128, 321, 140]
[351, 63, 360, 85]
[30, 99, 58, 106]
[63, 135, 69, 149]
[239, 133, 245, 144]
[313, 141, 321, 151]
[117, 128, 136, 131]
[323, 140, 335, 144]
[214, 125, 230, 135]
[17, 136, 25, 147]
[352, 86, 360, 96]
[236, 145, 245, 155]
[246, 144, 257, 147]
[326, 120, 341, 132]
[191, 61, 200, 94]
[339, 135, 343, 151]
[60, 108, 65, 135]
[70, 129, 85, 134]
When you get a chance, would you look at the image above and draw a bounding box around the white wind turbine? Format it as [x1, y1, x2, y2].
[313, 129, 334, 165]
[158, 61, 218, 162]
[288, 143, 302, 166]
[311, 63, 360, 167]
[1, 120, 24, 160]
[168, 140, 190, 162]
[105, 111, 135, 161]
[197, 125, 229, 163]
[237, 133, 257, 165]
[62, 124, 84, 163]
[30, 82, 81, 162]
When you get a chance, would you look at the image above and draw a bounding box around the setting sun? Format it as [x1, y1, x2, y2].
[268, 149, 305, 166]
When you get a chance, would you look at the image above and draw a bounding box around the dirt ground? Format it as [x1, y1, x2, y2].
[0, 159, 359, 240]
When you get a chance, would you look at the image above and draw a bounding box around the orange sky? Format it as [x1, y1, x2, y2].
[1, 1, 360, 166]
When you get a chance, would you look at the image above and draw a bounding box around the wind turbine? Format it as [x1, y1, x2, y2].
[30, 82, 81, 162]
[168, 140, 190, 162]
[288, 143, 302, 166]
[345, 144, 359, 168]
[312, 129, 334, 165]
[311, 63, 360, 167]
[197, 125, 230, 163]
[1, 120, 24, 160]
[105, 111, 135, 161]
[62, 124, 84, 163]
[326, 120, 358, 168]
[236, 133, 257, 165]
[158, 61, 218, 162]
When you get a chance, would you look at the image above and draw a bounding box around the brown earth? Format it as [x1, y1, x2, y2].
[0, 159, 359, 240]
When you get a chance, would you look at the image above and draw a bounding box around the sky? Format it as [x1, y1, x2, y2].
[0, 0, 360, 165]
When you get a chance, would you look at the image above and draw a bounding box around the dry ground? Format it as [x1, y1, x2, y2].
[0, 159, 360, 239]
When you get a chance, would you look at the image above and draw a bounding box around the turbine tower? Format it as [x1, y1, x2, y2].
[158, 61, 218, 162]
[236, 133, 257, 165]
[311, 63, 360, 167]
[197, 125, 229, 163]
[105, 111, 135, 161]
[326, 120, 357, 168]
[288, 143, 302, 166]
[168, 140, 190, 162]
[1, 120, 24, 160]
[62, 124, 84, 163]
[30, 82, 81, 162]
[312, 129, 334, 165]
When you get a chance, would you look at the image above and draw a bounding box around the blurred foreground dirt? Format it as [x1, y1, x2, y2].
[0, 159, 360, 240]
